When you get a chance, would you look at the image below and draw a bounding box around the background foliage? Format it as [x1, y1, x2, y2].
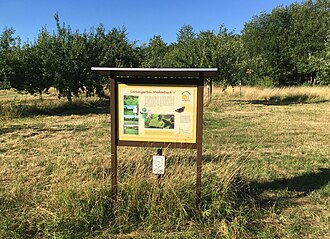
[0, 0, 329, 99]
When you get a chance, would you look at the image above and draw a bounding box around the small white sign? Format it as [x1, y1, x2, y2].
[152, 155, 165, 175]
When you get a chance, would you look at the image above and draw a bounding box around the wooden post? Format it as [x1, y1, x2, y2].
[196, 73, 204, 208]
[110, 75, 118, 202]
[206, 79, 213, 102]
[209, 79, 213, 102]
[156, 148, 163, 187]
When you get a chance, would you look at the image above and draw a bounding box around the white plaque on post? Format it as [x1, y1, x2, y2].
[152, 155, 165, 175]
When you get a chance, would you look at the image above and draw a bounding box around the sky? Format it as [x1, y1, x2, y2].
[0, 0, 301, 45]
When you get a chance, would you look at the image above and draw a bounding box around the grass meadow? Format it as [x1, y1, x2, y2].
[0, 86, 329, 238]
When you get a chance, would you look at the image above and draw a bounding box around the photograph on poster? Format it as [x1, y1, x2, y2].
[145, 114, 174, 129]
[123, 95, 139, 135]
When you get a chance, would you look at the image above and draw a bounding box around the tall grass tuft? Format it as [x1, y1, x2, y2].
[213, 86, 330, 102]
[1, 151, 251, 238]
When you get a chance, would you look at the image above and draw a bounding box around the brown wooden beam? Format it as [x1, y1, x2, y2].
[110, 75, 118, 202]
[117, 140, 197, 149]
[196, 73, 204, 207]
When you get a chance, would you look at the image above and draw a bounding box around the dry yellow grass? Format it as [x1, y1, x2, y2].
[211, 85, 330, 102]
[0, 86, 329, 238]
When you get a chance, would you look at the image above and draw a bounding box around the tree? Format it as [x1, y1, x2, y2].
[242, 0, 330, 86]
[164, 25, 199, 67]
[142, 35, 167, 67]
[195, 26, 246, 87]
[288, 0, 330, 85]
[102, 27, 141, 68]
[310, 30, 330, 85]
[242, 8, 294, 86]
[35, 27, 54, 94]
[51, 14, 105, 101]
[0, 27, 18, 89]
[10, 43, 45, 95]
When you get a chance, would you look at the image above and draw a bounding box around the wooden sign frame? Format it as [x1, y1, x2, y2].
[92, 68, 218, 206]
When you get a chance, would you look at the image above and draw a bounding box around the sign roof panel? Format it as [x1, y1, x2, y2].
[91, 67, 218, 78]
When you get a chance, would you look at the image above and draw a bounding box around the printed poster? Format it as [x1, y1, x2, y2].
[118, 84, 197, 143]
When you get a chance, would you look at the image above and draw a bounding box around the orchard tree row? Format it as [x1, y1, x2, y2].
[0, 14, 141, 101]
[0, 0, 329, 101]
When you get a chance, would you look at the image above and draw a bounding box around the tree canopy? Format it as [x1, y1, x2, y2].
[242, 0, 330, 85]
[0, 1, 329, 99]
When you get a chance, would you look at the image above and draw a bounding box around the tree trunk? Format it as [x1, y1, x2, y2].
[66, 88, 72, 103]
[38, 90, 43, 99]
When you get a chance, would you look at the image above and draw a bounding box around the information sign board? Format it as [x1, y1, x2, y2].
[118, 84, 197, 143]
[91, 67, 218, 207]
